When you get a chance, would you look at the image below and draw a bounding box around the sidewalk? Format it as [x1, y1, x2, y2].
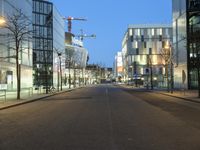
[154, 89, 200, 103]
[0, 86, 82, 110]
[117, 83, 200, 103]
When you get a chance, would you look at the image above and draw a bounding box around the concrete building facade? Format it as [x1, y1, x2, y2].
[122, 24, 172, 87]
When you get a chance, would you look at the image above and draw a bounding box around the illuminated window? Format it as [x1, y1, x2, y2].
[137, 29, 140, 36]
[129, 29, 133, 36]
[135, 41, 138, 48]
[135, 29, 140, 36]
[158, 28, 162, 35]
[151, 29, 155, 36]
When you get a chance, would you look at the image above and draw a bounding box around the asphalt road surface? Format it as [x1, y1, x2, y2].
[1, 85, 200, 150]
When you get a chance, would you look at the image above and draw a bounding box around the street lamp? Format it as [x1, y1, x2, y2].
[36, 64, 40, 89]
[18, 59, 21, 97]
[0, 16, 5, 25]
[58, 52, 62, 91]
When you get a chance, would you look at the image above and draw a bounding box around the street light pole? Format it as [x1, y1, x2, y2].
[169, 45, 173, 94]
[150, 61, 153, 90]
[58, 53, 62, 91]
[18, 59, 21, 99]
[68, 59, 71, 89]
[36, 64, 40, 89]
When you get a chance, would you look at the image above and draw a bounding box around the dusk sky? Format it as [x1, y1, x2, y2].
[52, 0, 172, 67]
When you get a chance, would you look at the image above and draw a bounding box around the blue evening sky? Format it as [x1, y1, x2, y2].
[52, 0, 172, 67]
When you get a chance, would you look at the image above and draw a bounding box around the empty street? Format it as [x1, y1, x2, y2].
[1, 85, 200, 150]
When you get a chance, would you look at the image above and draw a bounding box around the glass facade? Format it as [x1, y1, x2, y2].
[32, 0, 54, 89]
[0, 0, 33, 90]
[172, 0, 188, 89]
[188, 0, 200, 89]
[33, 0, 65, 90]
[52, 5, 65, 88]
[173, 0, 200, 89]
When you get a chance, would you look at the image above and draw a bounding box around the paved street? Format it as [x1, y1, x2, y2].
[1, 85, 200, 150]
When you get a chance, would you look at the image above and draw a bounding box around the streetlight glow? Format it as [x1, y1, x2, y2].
[0, 16, 6, 25]
[165, 41, 170, 49]
[153, 77, 157, 81]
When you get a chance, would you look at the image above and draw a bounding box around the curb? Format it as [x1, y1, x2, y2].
[116, 84, 200, 104]
[0, 87, 83, 110]
[156, 92, 200, 104]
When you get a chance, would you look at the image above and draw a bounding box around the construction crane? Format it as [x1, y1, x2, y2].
[76, 29, 96, 41]
[63, 16, 87, 33]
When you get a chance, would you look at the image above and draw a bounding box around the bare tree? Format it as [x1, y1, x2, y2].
[66, 47, 75, 89]
[160, 46, 174, 93]
[4, 10, 32, 99]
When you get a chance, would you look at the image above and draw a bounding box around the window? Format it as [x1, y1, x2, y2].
[151, 29, 155, 36]
[136, 48, 139, 55]
[144, 41, 147, 48]
[135, 29, 140, 36]
[162, 41, 165, 48]
[159, 35, 162, 41]
[158, 28, 162, 35]
[129, 29, 133, 36]
[130, 36, 133, 42]
[135, 41, 138, 48]
[137, 29, 140, 36]
[141, 35, 144, 42]
[149, 48, 152, 54]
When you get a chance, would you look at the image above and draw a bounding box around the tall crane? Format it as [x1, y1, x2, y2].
[76, 29, 96, 41]
[63, 16, 87, 33]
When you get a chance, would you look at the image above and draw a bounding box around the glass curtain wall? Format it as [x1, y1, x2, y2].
[32, 0, 53, 90]
[187, 0, 200, 89]
[0, 0, 32, 90]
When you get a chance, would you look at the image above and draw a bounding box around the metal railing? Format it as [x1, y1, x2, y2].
[0, 89, 6, 102]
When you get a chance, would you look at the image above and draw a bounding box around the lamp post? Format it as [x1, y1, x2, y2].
[58, 52, 62, 91]
[68, 58, 71, 89]
[36, 64, 40, 89]
[169, 45, 173, 94]
[129, 65, 133, 86]
[74, 62, 77, 88]
[18, 59, 21, 99]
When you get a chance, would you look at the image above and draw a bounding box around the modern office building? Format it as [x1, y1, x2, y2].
[173, 0, 200, 89]
[32, 0, 65, 91]
[122, 24, 172, 87]
[65, 32, 88, 87]
[0, 0, 33, 90]
[0, 0, 65, 92]
[52, 6, 65, 89]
